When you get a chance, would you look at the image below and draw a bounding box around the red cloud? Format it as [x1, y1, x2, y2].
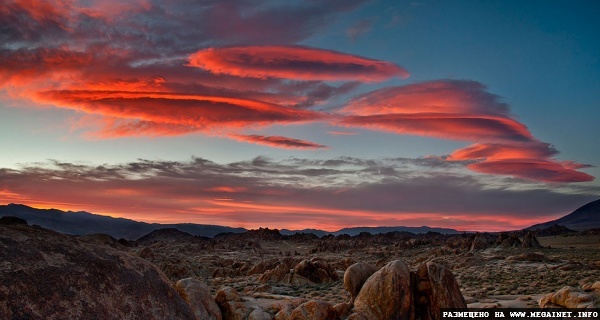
[341, 80, 509, 116]
[35, 90, 325, 135]
[341, 114, 533, 142]
[447, 142, 558, 161]
[337, 80, 593, 182]
[229, 134, 328, 150]
[188, 45, 409, 82]
[469, 159, 594, 183]
[339, 80, 532, 142]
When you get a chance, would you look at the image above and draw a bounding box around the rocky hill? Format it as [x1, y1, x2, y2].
[0, 218, 195, 319]
[529, 199, 600, 231]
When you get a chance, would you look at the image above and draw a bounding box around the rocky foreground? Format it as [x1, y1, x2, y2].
[1, 217, 599, 319]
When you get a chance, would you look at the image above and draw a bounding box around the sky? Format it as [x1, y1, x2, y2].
[1, 0, 599, 232]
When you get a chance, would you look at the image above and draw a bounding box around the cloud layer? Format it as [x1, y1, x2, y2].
[0, 158, 596, 231]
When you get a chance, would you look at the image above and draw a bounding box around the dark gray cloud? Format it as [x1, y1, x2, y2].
[1, 157, 597, 230]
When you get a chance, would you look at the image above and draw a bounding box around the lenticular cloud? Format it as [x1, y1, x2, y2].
[189, 45, 409, 82]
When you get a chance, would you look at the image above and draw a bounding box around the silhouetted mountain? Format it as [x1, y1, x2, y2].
[332, 226, 460, 236]
[0, 204, 245, 239]
[528, 199, 600, 231]
[0, 204, 462, 240]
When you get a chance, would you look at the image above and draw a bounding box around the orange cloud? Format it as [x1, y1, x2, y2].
[469, 159, 594, 183]
[447, 142, 558, 161]
[189, 45, 409, 81]
[229, 134, 328, 150]
[337, 80, 593, 182]
[341, 113, 533, 142]
[34, 90, 325, 136]
[339, 80, 533, 142]
[447, 143, 593, 182]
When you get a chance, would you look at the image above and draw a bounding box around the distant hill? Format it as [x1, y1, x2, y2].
[528, 199, 600, 231]
[0, 204, 245, 239]
[332, 226, 460, 236]
[0, 204, 461, 240]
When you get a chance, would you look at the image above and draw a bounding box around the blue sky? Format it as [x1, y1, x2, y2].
[0, 0, 598, 231]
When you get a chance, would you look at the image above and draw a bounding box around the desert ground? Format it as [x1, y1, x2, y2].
[2, 219, 599, 319]
[132, 228, 600, 316]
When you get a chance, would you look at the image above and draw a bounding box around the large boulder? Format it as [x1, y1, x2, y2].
[289, 300, 337, 320]
[350, 260, 413, 320]
[414, 262, 467, 320]
[176, 278, 222, 320]
[0, 224, 195, 319]
[343, 262, 378, 304]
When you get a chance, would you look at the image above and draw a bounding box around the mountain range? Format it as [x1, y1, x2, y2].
[1, 199, 598, 239]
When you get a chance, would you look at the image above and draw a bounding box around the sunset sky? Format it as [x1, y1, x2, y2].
[1, 0, 599, 231]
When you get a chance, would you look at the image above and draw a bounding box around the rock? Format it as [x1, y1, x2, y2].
[289, 300, 337, 320]
[497, 233, 521, 247]
[506, 252, 550, 262]
[540, 286, 598, 309]
[176, 278, 222, 320]
[248, 308, 273, 320]
[414, 262, 467, 320]
[470, 233, 490, 252]
[0, 223, 195, 319]
[257, 258, 300, 283]
[293, 258, 339, 284]
[274, 303, 295, 320]
[343, 262, 378, 303]
[215, 287, 250, 320]
[582, 281, 600, 292]
[522, 231, 542, 248]
[352, 260, 413, 320]
[257, 258, 337, 285]
[333, 302, 352, 318]
[0, 216, 27, 225]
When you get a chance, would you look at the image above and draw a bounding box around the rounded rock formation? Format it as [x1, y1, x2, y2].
[343, 262, 378, 304]
[351, 260, 413, 320]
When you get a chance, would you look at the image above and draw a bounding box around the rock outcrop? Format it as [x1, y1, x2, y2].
[343, 262, 378, 303]
[215, 287, 250, 320]
[176, 278, 222, 320]
[0, 223, 195, 319]
[414, 262, 467, 320]
[257, 257, 338, 285]
[539, 285, 599, 309]
[470, 233, 491, 252]
[293, 258, 339, 284]
[347, 260, 466, 320]
[522, 231, 542, 248]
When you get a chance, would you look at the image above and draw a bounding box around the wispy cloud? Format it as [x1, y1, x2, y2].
[346, 18, 375, 40]
[189, 45, 409, 81]
[229, 134, 328, 150]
